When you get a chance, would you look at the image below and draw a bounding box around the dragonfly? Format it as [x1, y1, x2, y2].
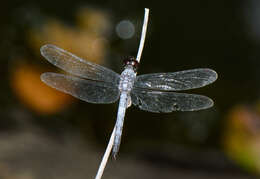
[40, 44, 217, 157]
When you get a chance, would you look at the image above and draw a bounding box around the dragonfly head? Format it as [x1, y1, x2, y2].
[123, 56, 139, 72]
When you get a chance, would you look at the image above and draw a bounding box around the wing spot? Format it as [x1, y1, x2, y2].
[173, 103, 180, 111]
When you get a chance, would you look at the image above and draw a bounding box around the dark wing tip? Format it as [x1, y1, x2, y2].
[40, 72, 53, 84]
[196, 95, 214, 111]
[204, 68, 218, 84]
[203, 96, 214, 110]
[194, 68, 218, 86]
[40, 44, 57, 57]
[179, 94, 214, 112]
[40, 73, 47, 83]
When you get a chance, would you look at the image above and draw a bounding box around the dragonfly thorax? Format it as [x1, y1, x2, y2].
[119, 67, 136, 93]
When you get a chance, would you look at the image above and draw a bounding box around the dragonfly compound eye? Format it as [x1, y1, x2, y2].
[123, 56, 139, 71]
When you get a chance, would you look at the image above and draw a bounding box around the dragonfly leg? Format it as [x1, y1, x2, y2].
[127, 95, 132, 108]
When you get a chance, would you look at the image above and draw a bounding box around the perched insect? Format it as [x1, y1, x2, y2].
[40, 44, 217, 157]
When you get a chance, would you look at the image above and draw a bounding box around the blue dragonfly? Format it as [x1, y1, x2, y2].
[40, 44, 217, 157]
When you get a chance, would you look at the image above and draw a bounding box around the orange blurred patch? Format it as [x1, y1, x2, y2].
[77, 8, 111, 35]
[10, 63, 74, 115]
[28, 14, 108, 64]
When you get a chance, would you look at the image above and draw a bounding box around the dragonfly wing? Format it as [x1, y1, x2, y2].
[40, 44, 120, 83]
[134, 68, 217, 91]
[131, 88, 213, 113]
[41, 72, 120, 104]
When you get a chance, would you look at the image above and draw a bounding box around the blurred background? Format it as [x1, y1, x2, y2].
[1, 0, 260, 178]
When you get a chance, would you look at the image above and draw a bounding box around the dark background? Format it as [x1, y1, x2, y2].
[0, 0, 260, 178]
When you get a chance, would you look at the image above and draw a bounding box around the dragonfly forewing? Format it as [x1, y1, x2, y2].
[41, 72, 120, 104]
[40, 44, 120, 83]
[134, 68, 217, 91]
[131, 88, 213, 113]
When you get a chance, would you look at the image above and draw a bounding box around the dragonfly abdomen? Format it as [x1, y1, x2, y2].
[113, 92, 128, 157]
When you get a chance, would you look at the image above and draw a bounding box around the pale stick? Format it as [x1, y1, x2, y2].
[136, 8, 149, 63]
[94, 8, 150, 179]
[94, 127, 115, 179]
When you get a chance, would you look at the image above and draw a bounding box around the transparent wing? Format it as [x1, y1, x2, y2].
[40, 44, 120, 83]
[41, 72, 120, 104]
[134, 68, 217, 91]
[131, 88, 213, 113]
